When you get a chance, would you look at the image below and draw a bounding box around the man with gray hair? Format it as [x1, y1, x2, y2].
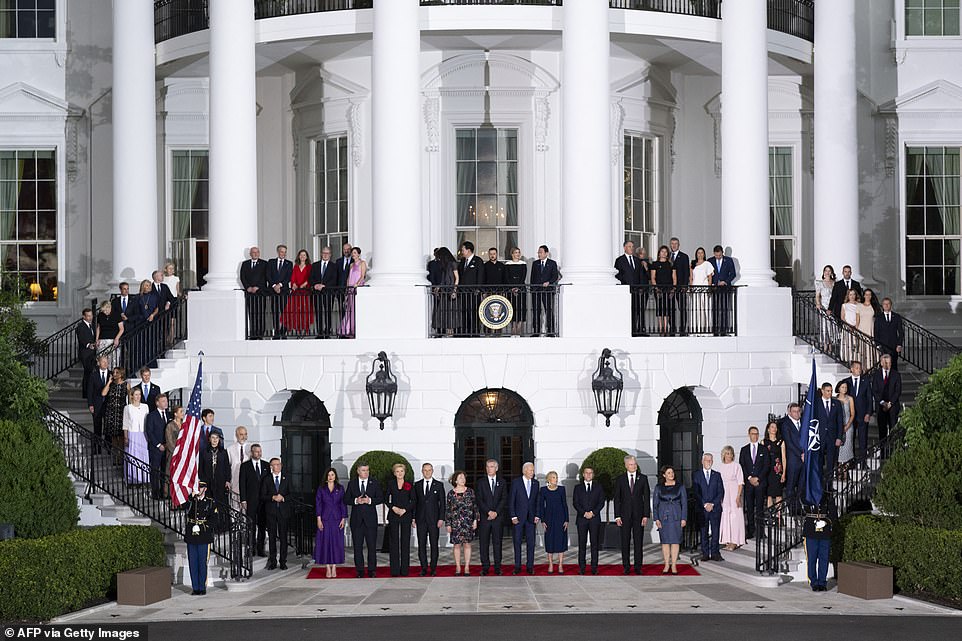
[509, 462, 540, 574]
[613, 455, 650, 574]
[475, 458, 507, 575]
[693, 452, 725, 561]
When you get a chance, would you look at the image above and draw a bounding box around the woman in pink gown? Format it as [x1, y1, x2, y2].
[281, 249, 314, 335]
[718, 445, 746, 549]
[340, 247, 367, 337]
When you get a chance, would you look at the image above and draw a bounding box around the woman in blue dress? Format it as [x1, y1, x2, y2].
[314, 468, 347, 578]
[652, 464, 688, 575]
[537, 470, 569, 574]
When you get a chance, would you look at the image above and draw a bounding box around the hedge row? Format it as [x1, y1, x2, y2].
[0, 525, 166, 622]
[842, 515, 962, 601]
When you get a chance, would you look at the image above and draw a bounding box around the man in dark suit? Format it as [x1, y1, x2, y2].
[613, 455, 650, 574]
[336, 242, 354, 287]
[813, 382, 844, 479]
[239, 444, 268, 557]
[266, 244, 293, 338]
[309, 246, 339, 337]
[261, 457, 292, 570]
[615, 240, 643, 335]
[509, 462, 540, 574]
[144, 393, 170, 500]
[240, 246, 269, 339]
[573, 465, 606, 575]
[412, 462, 445, 576]
[86, 355, 110, 452]
[875, 297, 905, 370]
[872, 353, 902, 459]
[134, 367, 161, 412]
[482, 247, 504, 286]
[780, 403, 804, 501]
[458, 241, 485, 334]
[475, 458, 507, 575]
[842, 360, 874, 465]
[343, 461, 383, 577]
[708, 245, 736, 335]
[738, 426, 769, 540]
[111, 282, 141, 327]
[76, 308, 96, 400]
[530, 245, 560, 336]
[669, 237, 691, 335]
[150, 270, 177, 312]
[828, 265, 862, 318]
[692, 452, 725, 561]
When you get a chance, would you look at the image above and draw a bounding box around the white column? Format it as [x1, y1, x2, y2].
[560, 0, 612, 286]
[111, 0, 159, 283]
[814, 0, 860, 280]
[204, 0, 258, 291]
[721, 0, 774, 287]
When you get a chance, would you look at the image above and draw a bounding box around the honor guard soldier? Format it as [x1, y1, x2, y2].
[803, 492, 837, 592]
[185, 480, 217, 595]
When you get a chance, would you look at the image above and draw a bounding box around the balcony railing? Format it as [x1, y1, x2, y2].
[244, 288, 357, 340]
[629, 285, 738, 337]
[426, 284, 560, 338]
[155, 0, 815, 43]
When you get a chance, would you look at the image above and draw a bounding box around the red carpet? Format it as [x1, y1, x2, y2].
[306, 563, 698, 579]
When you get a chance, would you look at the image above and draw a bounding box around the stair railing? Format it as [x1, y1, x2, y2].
[19, 319, 84, 381]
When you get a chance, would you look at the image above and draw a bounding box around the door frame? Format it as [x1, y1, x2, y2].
[656, 387, 704, 488]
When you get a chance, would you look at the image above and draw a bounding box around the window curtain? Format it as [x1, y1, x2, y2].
[171, 152, 204, 239]
[0, 152, 20, 242]
[0, 0, 13, 39]
[925, 151, 948, 235]
[770, 150, 793, 237]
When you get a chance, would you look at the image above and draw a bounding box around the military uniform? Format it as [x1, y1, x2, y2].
[803, 493, 836, 591]
[185, 486, 217, 595]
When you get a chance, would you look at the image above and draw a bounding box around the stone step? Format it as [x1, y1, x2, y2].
[695, 554, 789, 588]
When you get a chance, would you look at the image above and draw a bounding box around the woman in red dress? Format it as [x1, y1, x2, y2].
[281, 249, 314, 335]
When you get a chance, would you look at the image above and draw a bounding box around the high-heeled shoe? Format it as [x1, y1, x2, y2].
[670, 564, 678, 575]
[557, 565, 564, 575]
[662, 565, 670, 575]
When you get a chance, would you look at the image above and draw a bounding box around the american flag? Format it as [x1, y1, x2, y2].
[169, 357, 204, 507]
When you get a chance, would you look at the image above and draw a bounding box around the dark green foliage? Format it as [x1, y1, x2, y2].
[350, 450, 414, 486]
[0, 271, 42, 361]
[873, 430, 962, 531]
[901, 353, 962, 443]
[842, 515, 962, 602]
[0, 419, 78, 538]
[0, 525, 166, 622]
[579, 447, 629, 500]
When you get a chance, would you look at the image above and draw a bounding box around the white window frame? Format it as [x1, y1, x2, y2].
[768, 144, 799, 288]
[309, 133, 351, 260]
[622, 131, 660, 258]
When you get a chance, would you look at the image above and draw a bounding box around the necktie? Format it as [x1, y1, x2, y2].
[752, 444, 757, 463]
[121, 297, 127, 312]
[101, 371, 107, 385]
[629, 474, 634, 493]
[586, 482, 591, 493]
[274, 476, 280, 493]
[705, 470, 710, 484]
[672, 252, 677, 262]
[321, 262, 327, 276]
[542, 260, 546, 269]
[490, 477, 495, 494]
[628, 256, 634, 269]
[256, 462, 261, 477]
[825, 400, 830, 413]
[425, 480, 430, 493]
[251, 260, 255, 269]
[854, 378, 859, 396]
[883, 370, 889, 384]
[886, 313, 891, 322]
[361, 480, 366, 495]
[143, 384, 148, 399]
[846, 280, 850, 288]
[161, 409, 167, 422]
[525, 479, 530, 498]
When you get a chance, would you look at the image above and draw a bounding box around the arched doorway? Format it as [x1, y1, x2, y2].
[657, 387, 704, 488]
[276, 391, 332, 503]
[454, 388, 534, 489]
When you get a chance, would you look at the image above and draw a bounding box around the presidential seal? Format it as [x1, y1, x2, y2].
[478, 294, 513, 330]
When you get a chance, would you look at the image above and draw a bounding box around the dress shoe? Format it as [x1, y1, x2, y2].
[634, 568, 642, 575]
[494, 567, 503, 576]
[356, 571, 364, 578]
[280, 563, 288, 570]
[191, 590, 201, 595]
[711, 554, 725, 562]
[578, 568, 585, 575]
[623, 568, 631, 575]
[257, 550, 267, 558]
[481, 568, 489, 576]
[430, 569, 437, 577]
[526, 567, 535, 575]
[419, 569, 427, 577]
[199, 590, 207, 595]
[368, 570, 376, 578]
[266, 561, 277, 570]
[513, 568, 522, 575]
[591, 568, 598, 575]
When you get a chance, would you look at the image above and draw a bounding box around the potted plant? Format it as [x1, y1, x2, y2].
[579, 447, 629, 549]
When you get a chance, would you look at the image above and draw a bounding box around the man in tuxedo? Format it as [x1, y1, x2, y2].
[343, 461, 383, 577]
[261, 457, 291, 570]
[76, 308, 96, 399]
[228, 426, 249, 505]
[708, 245, 736, 335]
[135, 367, 161, 411]
[692, 453, 725, 561]
[573, 465, 605, 575]
[872, 354, 902, 459]
[144, 393, 170, 500]
[613, 455, 650, 574]
[615, 240, 643, 335]
[412, 462, 445, 576]
[509, 462, 540, 574]
[780, 403, 804, 500]
[337, 242, 354, 287]
[458, 241, 485, 334]
[309, 246, 339, 337]
[875, 298, 905, 370]
[475, 458, 507, 575]
[813, 382, 844, 479]
[669, 237, 691, 336]
[86, 355, 111, 452]
[239, 444, 268, 557]
[267, 244, 293, 338]
[828, 265, 862, 318]
[240, 246, 269, 338]
[738, 425, 768, 540]
[530, 245, 560, 336]
[842, 360, 874, 465]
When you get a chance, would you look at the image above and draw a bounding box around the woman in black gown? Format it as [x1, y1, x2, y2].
[385, 463, 415, 577]
[503, 247, 528, 335]
[199, 430, 231, 530]
[650, 245, 676, 336]
[431, 247, 460, 335]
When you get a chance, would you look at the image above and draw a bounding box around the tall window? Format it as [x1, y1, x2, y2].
[905, 0, 960, 36]
[905, 146, 961, 296]
[0, 0, 55, 38]
[455, 127, 518, 256]
[0, 150, 57, 301]
[171, 150, 209, 285]
[623, 134, 657, 254]
[769, 146, 795, 288]
[311, 136, 349, 254]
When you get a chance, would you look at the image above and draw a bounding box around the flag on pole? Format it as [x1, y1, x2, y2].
[801, 358, 823, 505]
[170, 355, 204, 507]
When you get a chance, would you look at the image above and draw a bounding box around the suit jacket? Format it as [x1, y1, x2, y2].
[459, 255, 485, 286]
[509, 477, 540, 523]
[482, 260, 504, 285]
[572, 481, 606, 523]
[385, 481, 415, 522]
[144, 407, 170, 453]
[111, 295, 138, 326]
[672, 251, 691, 286]
[692, 469, 725, 514]
[309, 259, 339, 290]
[343, 476, 383, 528]
[612, 472, 651, 522]
[843, 375, 874, 419]
[76, 321, 95, 358]
[86, 368, 111, 412]
[739, 442, 769, 486]
[267, 257, 294, 293]
[872, 368, 902, 409]
[708, 256, 736, 285]
[614, 254, 642, 286]
[780, 415, 804, 461]
[475, 475, 507, 518]
[413, 478, 446, 525]
[199, 447, 231, 491]
[132, 291, 159, 325]
[239, 458, 269, 507]
[239, 258, 268, 292]
[336, 256, 354, 287]
[874, 311, 904, 353]
[829, 279, 863, 317]
[530, 258, 560, 286]
[812, 397, 843, 446]
[261, 472, 292, 519]
[133, 381, 161, 412]
[150, 282, 176, 310]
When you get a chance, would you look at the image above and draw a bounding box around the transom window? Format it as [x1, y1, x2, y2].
[0, 150, 57, 301]
[905, 146, 961, 296]
[623, 133, 657, 255]
[311, 135, 349, 256]
[906, 0, 960, 36]
[0, 0, 55, 38]
[769, 146, 795, 288]
[455, 127, 518, 257]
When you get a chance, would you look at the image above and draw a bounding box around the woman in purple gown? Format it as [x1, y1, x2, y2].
[314, 468, 347, 577]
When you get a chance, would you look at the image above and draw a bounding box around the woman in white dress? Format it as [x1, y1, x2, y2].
[690, 247, 714, 334]
[122, 387, 150, 485]
[858, 288, 879, 369]
[813, 265, 836, 352]
[841, 289, 860, 363]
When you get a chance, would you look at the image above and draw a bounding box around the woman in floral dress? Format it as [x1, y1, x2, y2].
[445, 470, 479, 576]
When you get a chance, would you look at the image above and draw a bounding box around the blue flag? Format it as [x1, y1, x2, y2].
[801, 358, 822, 505]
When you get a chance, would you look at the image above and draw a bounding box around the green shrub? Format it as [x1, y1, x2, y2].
[900, 353, 962, 443]
[842, 515, 962, 602]
[0, 419, 78, 538]
[0, 525, 166, 622]
[350, 450, 414, 487]
[873, 430, 962, 530]
[579, 447, 629, 500]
